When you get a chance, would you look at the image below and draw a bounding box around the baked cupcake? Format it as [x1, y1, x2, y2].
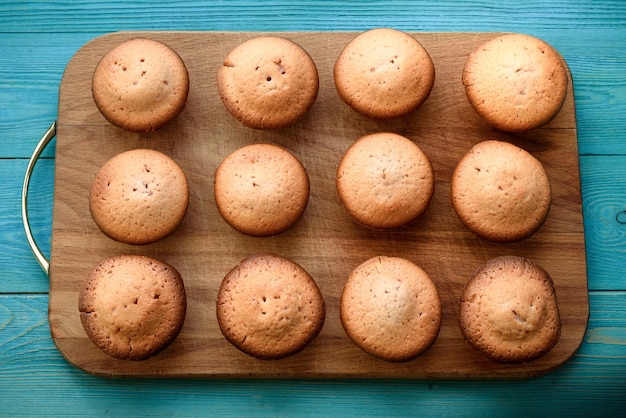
[340, 256, 441, 362]
[92, 37, 189, 132]
[334, 28, 435, 119]
[462, 33, 568, 132]
[450, 140, 551, 242]
[89, 149, 189, 245]
[214, 143, 309, 236]
[216, 254, 326, 360]
[217, 36, 319, 129]
[79, 255, 187, 360]
[458, 256, 561, 363]
[336, 132, 434, 229]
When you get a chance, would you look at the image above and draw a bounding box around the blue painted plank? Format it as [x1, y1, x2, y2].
[1, 1, 626, 33]
[0, 34, 91, 158]
[0, 159, 53, 293]
[0, 292, 624, 416]
[580, 156, 626, 291]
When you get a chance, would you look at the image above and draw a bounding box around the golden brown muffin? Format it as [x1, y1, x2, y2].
[89, 149, 189, 245]
[450, 140, 551, 242]
[458, 256, 561, 363]
[336, 132, 434, 229]
[462, 33, 568, 132]
[340, 256, 441, 362]
[214, 143, 310, 236]
[79, 255, 187, 360]
[217, 36, 319, 129]
[216, 254, 326, 360]
[334, 28, 435, 119]
[92, 38, 189, 132]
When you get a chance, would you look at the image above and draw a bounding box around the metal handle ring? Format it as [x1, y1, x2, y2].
[21, 121, 57, 275]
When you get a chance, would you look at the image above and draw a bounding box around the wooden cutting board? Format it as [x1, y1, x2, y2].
[49, 31, 588, 379]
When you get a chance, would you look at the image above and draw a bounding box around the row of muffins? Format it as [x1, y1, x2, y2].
[80, 251, 560, 364]
[88, 135, 552, 245]
[92, 29, 568, 133]
[80, 29, 566, 364]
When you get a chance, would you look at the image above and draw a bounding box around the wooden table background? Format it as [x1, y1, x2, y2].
[1, 1, 625, 415]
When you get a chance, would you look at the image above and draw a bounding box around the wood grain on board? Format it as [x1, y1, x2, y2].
[49, 31, 587, 378]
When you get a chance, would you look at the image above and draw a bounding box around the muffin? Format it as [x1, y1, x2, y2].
[450, 140, 551, 242]
[79, 255, 187, 360]
[462, 33, 568, 132]
[216, 254, 326, 360]
[336, 132, 434, 229]
[89, 149, 189, 245]
[214, 143, 309, 236]
[340, 256, 441, 362]
[458, 256, 561, 363]
[217, 36, 319, 129]
[92, 37, 189, 132]
[334, 28, 435, 119]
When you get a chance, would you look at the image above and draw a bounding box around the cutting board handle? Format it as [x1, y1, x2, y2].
[22, 121, 56, 275]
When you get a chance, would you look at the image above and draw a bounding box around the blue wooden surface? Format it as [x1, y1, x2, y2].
[1, 1, 625, 416]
